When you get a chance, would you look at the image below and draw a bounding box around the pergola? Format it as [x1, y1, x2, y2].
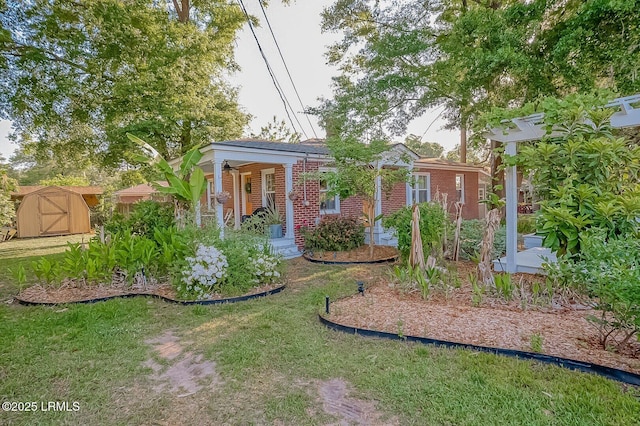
[484, 94, 640, 273]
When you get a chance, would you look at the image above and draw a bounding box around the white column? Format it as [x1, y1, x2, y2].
[505, 141, 518, 273]
[213, 160, 224, 237]
[284, 163, 295, 239]
[405, 165, 414, 206]
[374, 171, 382, 233]
[231, 170, 240, 229]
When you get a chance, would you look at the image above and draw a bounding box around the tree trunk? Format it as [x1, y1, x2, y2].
[460, 125, 467, 163]
[368, 202, 375, 259]
[489, 139, 504, 207]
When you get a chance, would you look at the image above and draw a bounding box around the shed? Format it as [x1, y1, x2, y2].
[12, 186, 102, 238]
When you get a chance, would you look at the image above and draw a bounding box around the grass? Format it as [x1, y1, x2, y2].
[0, 236, 639, 425]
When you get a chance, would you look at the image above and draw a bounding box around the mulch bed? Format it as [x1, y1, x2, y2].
[328, 261, 640, 375]
[304, 245, 399, 263]
[15, 281, 281, 305]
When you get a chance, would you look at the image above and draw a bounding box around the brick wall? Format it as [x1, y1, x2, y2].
[418, 168, 480, 220]
[292, 160, 319, 248]
[381, 180, 407, 216]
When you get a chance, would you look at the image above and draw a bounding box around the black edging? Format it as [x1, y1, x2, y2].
[15, 285, 286, 307]
[319, 315, 640, 387]
[303, 254, 398, 265]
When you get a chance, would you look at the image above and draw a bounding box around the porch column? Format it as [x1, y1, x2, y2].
[231, 170, 240, 229]
[375, 168, 382, 233]
[406, 164, 414, 206]
[284, 163, 294, 239]
[212, 159, 225, 237]
[505, 141, 518, 273]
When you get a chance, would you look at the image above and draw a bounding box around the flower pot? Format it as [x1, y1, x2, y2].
[269, 224, 283, 239]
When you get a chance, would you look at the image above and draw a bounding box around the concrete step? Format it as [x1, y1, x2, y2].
[268, 238, 302, 260]
[524, 234, 543, 249]
[493, 247, 557, 274]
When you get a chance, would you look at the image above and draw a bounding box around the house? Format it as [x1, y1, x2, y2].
[113, 182, 170, 216]
[173, 139, 486, 258]
[10, 185, 103, 238]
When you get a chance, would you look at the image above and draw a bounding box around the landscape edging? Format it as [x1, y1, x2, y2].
[319, 314, 640, 386]
[14, 285, 286, 307]
[302, 254, 398, 265]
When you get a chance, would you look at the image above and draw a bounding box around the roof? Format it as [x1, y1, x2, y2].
[212, 139, 329, 155]
[113, 182, 168, 196]
[11, 185, 103, 198]
[414, 157, 485, 171]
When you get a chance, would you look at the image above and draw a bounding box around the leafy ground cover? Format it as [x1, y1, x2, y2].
[1, 237, 639, 425]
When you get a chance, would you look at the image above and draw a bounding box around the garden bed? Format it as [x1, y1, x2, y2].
[327, 262, 640, 375]
[303, 245, 399, 264]
[14, 281, 285, 305]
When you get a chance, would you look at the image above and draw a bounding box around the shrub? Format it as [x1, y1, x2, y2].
[104, 200, 175, 239]
[517, 214, 536, 234]
[179, 245, 229, 299]
[301, 216, 364, 251]
[546, 231, 640, 348]
[456, 219, 506, 261]
[382, 202, 447, 261]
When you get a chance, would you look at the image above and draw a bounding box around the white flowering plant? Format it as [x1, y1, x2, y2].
[179, 244, 228, 299]
[249, 252, 282, 284]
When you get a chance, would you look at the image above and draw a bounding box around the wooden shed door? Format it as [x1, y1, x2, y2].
[38, 194, 70, 235]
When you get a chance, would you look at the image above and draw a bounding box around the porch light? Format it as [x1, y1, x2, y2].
[223, 160, 233, 174]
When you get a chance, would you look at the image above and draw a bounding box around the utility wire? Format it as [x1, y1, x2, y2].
[257, 0, 318, 139]
[236, 0, 309, 139]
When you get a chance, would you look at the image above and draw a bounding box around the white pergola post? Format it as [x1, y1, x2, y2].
[374, 172, 383, 235]
[504, 141, 518, 273]
[212, 159, 224, 237]
[231, 170, 240, 229]
[284, 164, 295, 239]
[406, 164, 414, 206]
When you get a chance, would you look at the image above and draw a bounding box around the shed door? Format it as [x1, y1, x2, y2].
[38, 194, 70, 235]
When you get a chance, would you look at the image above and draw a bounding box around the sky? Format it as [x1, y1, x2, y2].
[0, 0, 459, 161]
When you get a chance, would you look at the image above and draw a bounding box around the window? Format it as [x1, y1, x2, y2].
[413, 173, 430, 203]
[478, 186, 486, 202]
[319, 168, 340, 214]
[261, 168, 276, 209]
[456, 174, 465, 203]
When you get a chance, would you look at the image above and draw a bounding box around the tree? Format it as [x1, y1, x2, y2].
[0, 161, 16, 227]
[319, 0, 640, 164]
[317, 136, 408, 258]
[250, 116, 302, 143]
[403, 134, 444, 158]
[0, 0, 249, 166]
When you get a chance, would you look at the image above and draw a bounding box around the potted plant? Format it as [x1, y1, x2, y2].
[263, 206, 283, 239]
[215, 191, 230, 204]
[288, 190, 299, 201]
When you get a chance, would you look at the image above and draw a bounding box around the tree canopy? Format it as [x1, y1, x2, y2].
[319, 0, 640, 160]
[0, 0, 249, 167]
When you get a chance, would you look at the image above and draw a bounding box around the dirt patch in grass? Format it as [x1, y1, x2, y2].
[316, 378, 397, 426]
[15, 281, 281, 304]
[144, 331, 221, 397]
[328, 261, 640, 375]
[304, 245, 399, 263]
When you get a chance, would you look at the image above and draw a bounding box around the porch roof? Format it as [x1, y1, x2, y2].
[212, 139, 329, 156]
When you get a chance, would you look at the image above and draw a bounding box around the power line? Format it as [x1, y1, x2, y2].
[257, 0, 318, 138]
[236, 0, 309, 139]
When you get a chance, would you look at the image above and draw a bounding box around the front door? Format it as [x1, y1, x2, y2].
[241, 173, 252, 215]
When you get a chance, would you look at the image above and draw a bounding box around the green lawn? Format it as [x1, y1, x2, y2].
[0, 236, 638, 425]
